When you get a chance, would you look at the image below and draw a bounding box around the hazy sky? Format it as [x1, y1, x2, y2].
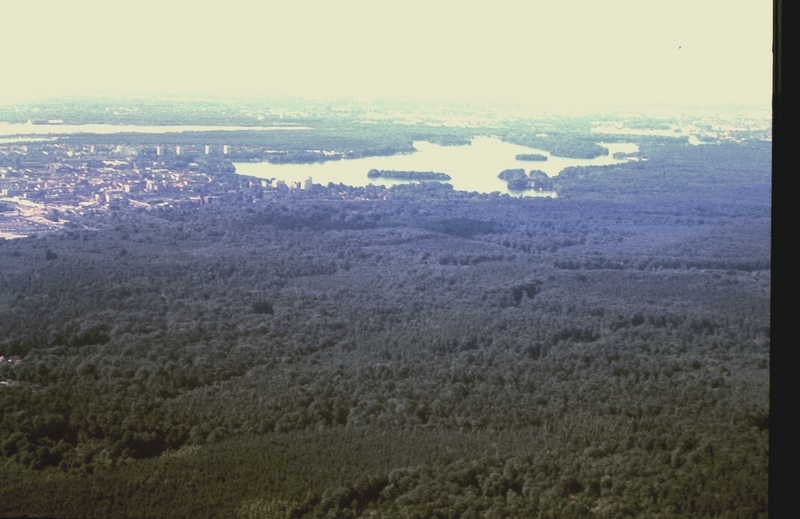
[2, 1, 772, 109]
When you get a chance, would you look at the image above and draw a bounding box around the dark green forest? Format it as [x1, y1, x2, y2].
[516, 154, 548, 162]
[0, 132, 770, 518]
[367, 170, 452, 181]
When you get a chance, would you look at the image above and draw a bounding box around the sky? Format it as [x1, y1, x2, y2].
[1, 1, 773, 110]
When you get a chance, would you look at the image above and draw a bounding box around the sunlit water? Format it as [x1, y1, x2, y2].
[235, 136, 638, 197]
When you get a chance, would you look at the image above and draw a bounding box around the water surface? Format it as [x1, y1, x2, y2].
[235, 136, 638, 197]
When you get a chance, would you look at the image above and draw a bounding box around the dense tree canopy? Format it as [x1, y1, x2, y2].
[515, 153, 548, 161]
[367, 170, 451, 181]
[0, 132, 770, 518]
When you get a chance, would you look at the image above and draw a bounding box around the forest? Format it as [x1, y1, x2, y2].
[498, 169, 554, 192]
[515, 154, 548, 162]
[367, 170, 452, 181]
[0, 127, 770, 518]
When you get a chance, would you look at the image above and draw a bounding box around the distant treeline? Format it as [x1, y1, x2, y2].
[515, 153, 548, 161]
[62, 127, 418, 158]
[498, 169, 554, 191]
[497, 168, 526, 182]
[266, 151, 341, 164]
[367, 169, 451, 181]
[500, 131, 609, 159]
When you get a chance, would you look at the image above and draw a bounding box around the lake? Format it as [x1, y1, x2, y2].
[235, 136, 639, 197]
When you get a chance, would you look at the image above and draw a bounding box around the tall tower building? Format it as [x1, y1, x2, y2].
[175, 146, 182, 155]
[223, 145, 231, 154]
[205, 145, 211, 155]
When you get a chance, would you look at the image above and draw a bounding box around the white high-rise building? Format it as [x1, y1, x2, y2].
[205, 145, 211, 155]
[223, 145, 231, 154]
[175, 146, 182, 155]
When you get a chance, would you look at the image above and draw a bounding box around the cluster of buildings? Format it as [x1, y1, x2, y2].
[0, 160, 216, 205]
[257, 177, 314, 190]
[0, 139, 331, 238]
[581, 103, 772, 144]
[0, 142, 239, 238]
